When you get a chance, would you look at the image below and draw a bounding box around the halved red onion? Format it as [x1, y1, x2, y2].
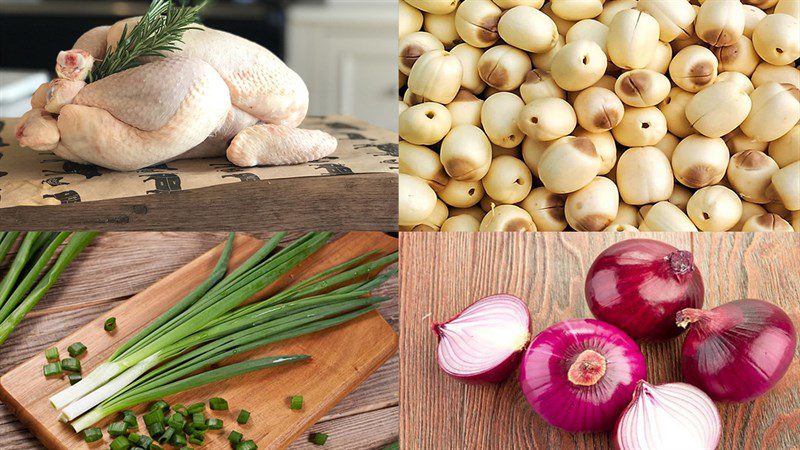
[615, 381, 721, 450]
[678, 299, 797, 402]
[433, 294, 531, 384]
[519, 318, 646, 432]
[585, 238, 705, 340]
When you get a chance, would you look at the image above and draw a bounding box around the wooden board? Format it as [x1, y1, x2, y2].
[399, 233, 800, 450]
[0, 232, 399, 449]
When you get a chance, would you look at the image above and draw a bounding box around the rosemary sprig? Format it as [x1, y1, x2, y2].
[89, 0, 207, 82]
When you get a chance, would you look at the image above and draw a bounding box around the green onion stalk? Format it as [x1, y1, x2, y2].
[51, 232, 397, 432]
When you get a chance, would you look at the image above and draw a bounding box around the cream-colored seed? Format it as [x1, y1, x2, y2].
[668, 184, 693, 211]
[727, 150, 780, 203]
[614, 70, 672, 107]
[520, 70, 566, 103]
[765, 200, 792, 219]
[440, 125, 493, 181]
[399, 141, 450, 191]
[492, 143, 521, 158]
[481, 92, 525, 148]
[399, 102, 452, 146]
[447, 90, 484, 127]
[551, 40, 608, 91]
[405, 0, 458, 15]
[659, 87, 695, 138]
[399, 173, 438, 227]
[669, 45, 719, 93]
[654, 133, 680, 160]
[740, 82, 800, 142]
[414, 200, 450, 231]
[712, 36, 761, 77]
[715, 71, 755, 94]
[723, 128, 768, 154]
[399, 1, 424, 38]
[498, 6, 559, 53]
[480, 195, 503, 211]
[644, 41, 674, 74]
[752, 13, 800, 66]
[450, 44, 487, 95]
[616, 146, 674, 205]
[493, 0, 546, 8]
[751, 63, 800, 89]
[440, 214, 482, 232]
[742, 213, 794, 231]
[671, 134, 730, 188]
[482, 155, 533, 203]
[550, 0, 604, 21]
[399, 32, 445, 75]
[519, 187, 568, 231]
[573, 87, 625, 133]
[695, 0, 745, 47]
[732, 201, 768, 230]
[438, 179, 485, 208]
[542, 3, 578, 35]
[606, 9, 661, 69]
[565, 176, 620, 231]
[532, 35, 565, 72]
[742, 5, 767, 39]
[408, 50, 463, 104]
[566, 19, 609, 53]
[477, 45, 532, 91]
[768, 125, 800, 167]
[399, 101, 408, 116]
[479, 204, 537, 231]
[771, 161, 800, 211]
[455, 0, 502, 48]
[597, 0, 638, 26]
[685, 81, 752, 138]
[775, 0, 800, 20]
[573, 128, 618, 174]
[637, 0, 697, 42]
[518, 97, 577, 140]
[671, 28, 706, 54]
[403, 88, 424, 107]
[521, 136, 551, 177]
[614, 202, 640, 226]
[611, 107, 668, 147]
[604, 223, 639, 232]
[687, 185, 743, 231]
[640, 201, 699, 231]
[424, 11, 460, 48]
[449, 206, 485, 222]
[538, 136, 602, 193]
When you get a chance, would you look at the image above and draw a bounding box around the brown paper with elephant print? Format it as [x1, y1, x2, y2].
[0, 115, 397, 207]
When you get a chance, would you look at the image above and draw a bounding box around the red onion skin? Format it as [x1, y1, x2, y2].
[680, 299, 797, 403]
[585, 239, 704, 340]
[433, 294, 531, 384]
[519, 318, 647, 432]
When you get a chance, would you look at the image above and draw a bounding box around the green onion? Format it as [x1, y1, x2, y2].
[61, 358, 81, 373]
[128, 432, 141, 443]
[45, 347, 59, 361]
[237, 410, 250, 424]
[290, 396, 303, 410]
[43, 362, 62, 377]
[169, 431, 186, 446]
[236, 440, 258, 450]
[189, 434, 205, 445]
[105, 317, 117, 332]
[122, 410, 138, 429]
[167, 412, 185, 431]
[209, 397, 228, 410]
[158, 427, 175, 444]
[143, 408, 164, 426]
[67, 342, 87, 357]
[147, 421, 165, 438]
[309, 432, 328, 446]
[186, 402, 205, 414]
[110, 435, 131, 450]
[82, 427, 102, 443]
[107, 421, 127, 437]
[228, 430, 243, 444]
[191, 413, 207, 430]
[150, 445, 164, 450]
[68, 374, 83, 385]
[206, 417, 223, 429]
[381, 441, 399, 450]
[138, 435, 154, 448]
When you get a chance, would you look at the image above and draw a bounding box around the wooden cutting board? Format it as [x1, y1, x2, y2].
[0, 232, 398, 450]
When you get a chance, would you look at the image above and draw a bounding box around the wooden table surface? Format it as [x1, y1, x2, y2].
[399, 233, 800, 450]
[0, 232, 399, 450]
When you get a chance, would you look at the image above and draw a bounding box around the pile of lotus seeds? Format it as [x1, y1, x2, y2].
[398, 0, 800, 232]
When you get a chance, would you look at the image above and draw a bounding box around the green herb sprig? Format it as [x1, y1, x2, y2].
[89, 0, 207, 82]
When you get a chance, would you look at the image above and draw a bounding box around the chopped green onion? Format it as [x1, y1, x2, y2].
[45, 347, 59, 361]
[187, 402, 205, 414]
[189, 434, 205, 445]
[131, 447, 144, 450]
[169, 431, 186, 446]
[237, 410, 250, 424]
[147, 421, 165, 438]
[67, 342, 87, 357]
[110, 435, 131, 450]
[104, 317, 117, 332]
[43, 362, 62, 377]
[61, 358, 81, 373]
[128, 432, 141, 443]
[82, 427, 102, 443]
[309, 432, 328, 446]
[138, 435, 154, 448]
[158, 427, 175, 444]
[167, 412, 186, 431]
[150, 400, 169, 413]
[68, 374, 82, 385]
[207, 418, 223, 430]
[172, 404, 186, 413]
[209, 397, 228, 410]
[236, 440, 258, 450]
[228, 430, 243, 444]
[143, 408, 164, 425]
[191, 413, 208, 431]
[107, 421, 127, 437]
[150, 444, 164, 450]
[122, 410, 138, 429]
[290, 396, 303, 410]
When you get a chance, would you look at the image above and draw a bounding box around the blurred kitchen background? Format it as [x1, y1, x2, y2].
[0, 0, 397, 130]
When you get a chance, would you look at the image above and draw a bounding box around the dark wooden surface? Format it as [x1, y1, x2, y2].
[0, 174, 398, 232]
[0, 232, 399, 450]
[399, 233, 800, 450]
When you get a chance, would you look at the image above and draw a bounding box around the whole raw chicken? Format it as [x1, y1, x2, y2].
[15, 17, 337, 171]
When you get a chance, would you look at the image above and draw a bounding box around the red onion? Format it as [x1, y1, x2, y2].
[433, 294, 531, 384]
[585, 239, 705, 340]
[678, 299, 797, 402]
[614, 381, 721, 450]
[519, 319, 646, 432]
